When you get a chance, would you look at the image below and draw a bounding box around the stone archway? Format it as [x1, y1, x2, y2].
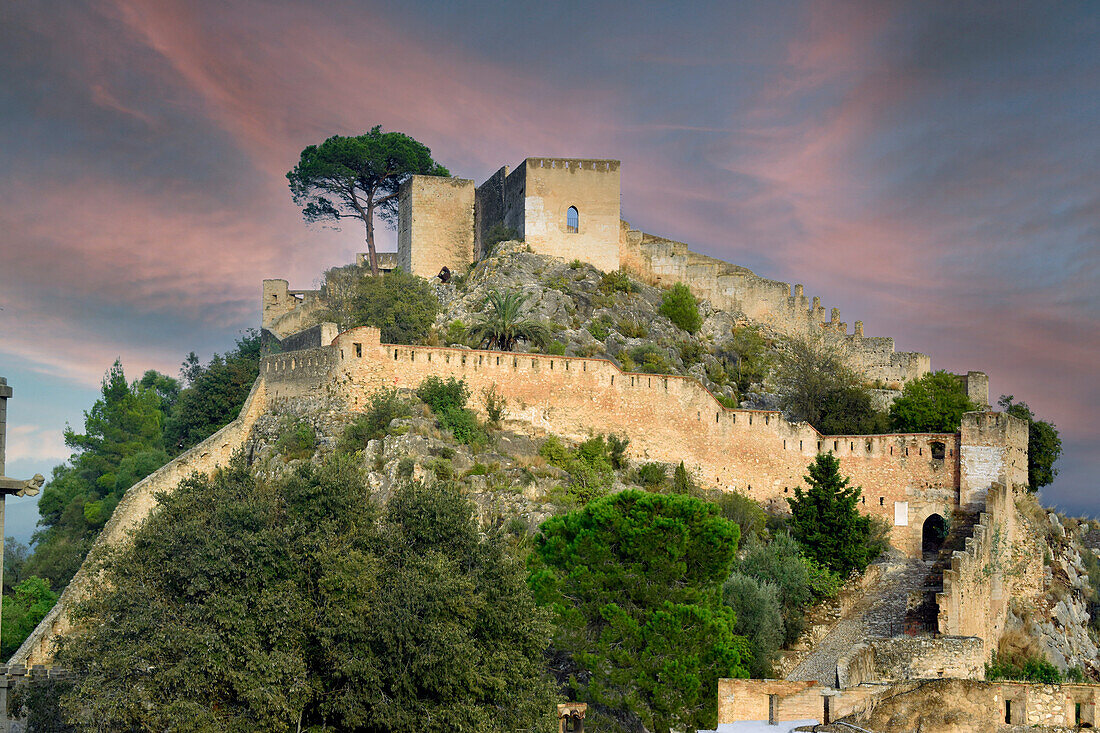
[922, 513, 948, 557]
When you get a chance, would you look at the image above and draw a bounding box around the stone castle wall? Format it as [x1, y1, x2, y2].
[10, 380, 271, 668]
[263, 326, 1027, 559]
[937, 481, 1020, 657]
[397, 175, 475, 278]
[619, 228, 931, 387]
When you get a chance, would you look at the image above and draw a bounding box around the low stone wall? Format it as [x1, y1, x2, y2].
[837, 636, 985, 687]
[10, 380, 270, 668]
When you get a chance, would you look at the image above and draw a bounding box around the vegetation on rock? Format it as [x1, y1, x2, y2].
[658, 281, 702, 334]
[465, 289, 550, 351]
[46, 456, 557, 732]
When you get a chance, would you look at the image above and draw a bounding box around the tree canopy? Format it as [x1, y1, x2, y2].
[529, 490, 749, 733]
[889, 370, 976, 433]
[287, 128, 449, 275]
[49, 457, 556, 732]
[658, 282, 702, 334]
[787, 453, 881, 578]
[998, 395, 1063, 490]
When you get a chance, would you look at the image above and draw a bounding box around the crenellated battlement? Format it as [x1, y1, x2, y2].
[262, 325, 1025, 561]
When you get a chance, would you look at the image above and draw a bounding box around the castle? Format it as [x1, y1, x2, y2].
[266, 157, 931, 387]
[10, 156, 1071, 731]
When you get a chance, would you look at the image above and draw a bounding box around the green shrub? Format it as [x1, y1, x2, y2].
[429, 458, 454, 481]
[710, 490, 766, 546]
[715, 394, 738, 409]
[446, 320, 467, 346]
[569, 259, 584, 270]
[986, 652, 1062, 684]
[889, 370, 977, 433]
[586, 318, 612, 341]
[628, 344, 674, 374]
[678, 340, 704, 368]
[346, 268, 439, 344]
[598, 270, 640, 295]
[723, 573, 784, 678]
[607, 434, 629, 470]
[439, 406, 485, 446]
[617, 317, 648, 339]
[481, 385, 508, 425]
[465, 463, 490, 477]
[397, 457, 416, 479]
[546, 340, 566, 356]
[338, 388, 409, 452]
[275, 417, 318, 461]
[417, 376, 470, 414]
[659, 282, 702, 334]
[635, 463, 668, 488]
[539, 434, 614, 503]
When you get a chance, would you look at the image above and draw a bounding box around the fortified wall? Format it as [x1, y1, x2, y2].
[263, 325, 1027, 559]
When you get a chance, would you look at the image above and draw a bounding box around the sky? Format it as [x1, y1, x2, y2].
[1, 0, 1098, 544]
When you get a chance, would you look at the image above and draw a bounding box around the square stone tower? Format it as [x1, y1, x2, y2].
[396, 175, 476, 278]
[475, 158, 621, 272]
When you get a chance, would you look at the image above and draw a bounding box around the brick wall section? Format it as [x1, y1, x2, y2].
[397, 175, 476, 278]
[262, 326, 1029, 559]
[10, 380, 271, 668]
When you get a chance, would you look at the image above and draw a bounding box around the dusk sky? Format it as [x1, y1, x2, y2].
[1, 1, 1098, 544]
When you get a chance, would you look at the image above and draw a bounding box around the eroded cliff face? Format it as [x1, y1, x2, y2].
[1005, 497, 1100, 676]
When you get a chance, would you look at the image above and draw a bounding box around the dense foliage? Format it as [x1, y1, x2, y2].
[287, 127, 449, 275]
[417, 376, 486, 446]
[888, 370, 976, 433]
[998, 395, 1063, 490]
[986, 652, 1064, 684]
[1, 577, 58, 659]
[775, 335, 887, 434]
[787, 453, 882, 578]
[48, 457, 556, 732]
[658, 282, 702, 334]
[347, 268, 440, 344]
[529, 490, 749, 733]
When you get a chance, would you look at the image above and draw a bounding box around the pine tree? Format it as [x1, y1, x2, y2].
[786, 453, 878, 578]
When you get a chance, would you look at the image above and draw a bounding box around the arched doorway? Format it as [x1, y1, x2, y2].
[922, 514, 948, 557]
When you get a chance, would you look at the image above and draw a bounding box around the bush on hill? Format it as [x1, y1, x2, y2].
[889, 370, 976, 433]
[659, 281, 702, 334]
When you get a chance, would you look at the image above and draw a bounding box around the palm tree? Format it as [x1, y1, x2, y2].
[465, 290, 550, 351]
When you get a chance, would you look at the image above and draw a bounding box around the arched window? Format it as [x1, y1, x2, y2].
[566, 206, 579, 233]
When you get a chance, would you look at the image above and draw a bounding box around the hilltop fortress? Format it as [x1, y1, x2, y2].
[13, 157, 1071, 731]
[266, 157, 931, 387]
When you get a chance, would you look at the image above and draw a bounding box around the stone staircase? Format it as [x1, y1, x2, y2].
[904, 509, 982, 633]
[785, 556, 931, 686]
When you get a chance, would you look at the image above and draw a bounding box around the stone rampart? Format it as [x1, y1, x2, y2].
[262, 279, 326, 339]
[261, 326, 1024, 559]
[937, 481, 1018, 657]
[619, 229, 931, 386]
[10, 380, 270, 668]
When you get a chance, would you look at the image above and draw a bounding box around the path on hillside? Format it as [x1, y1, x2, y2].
[786, 558, 930, 687]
